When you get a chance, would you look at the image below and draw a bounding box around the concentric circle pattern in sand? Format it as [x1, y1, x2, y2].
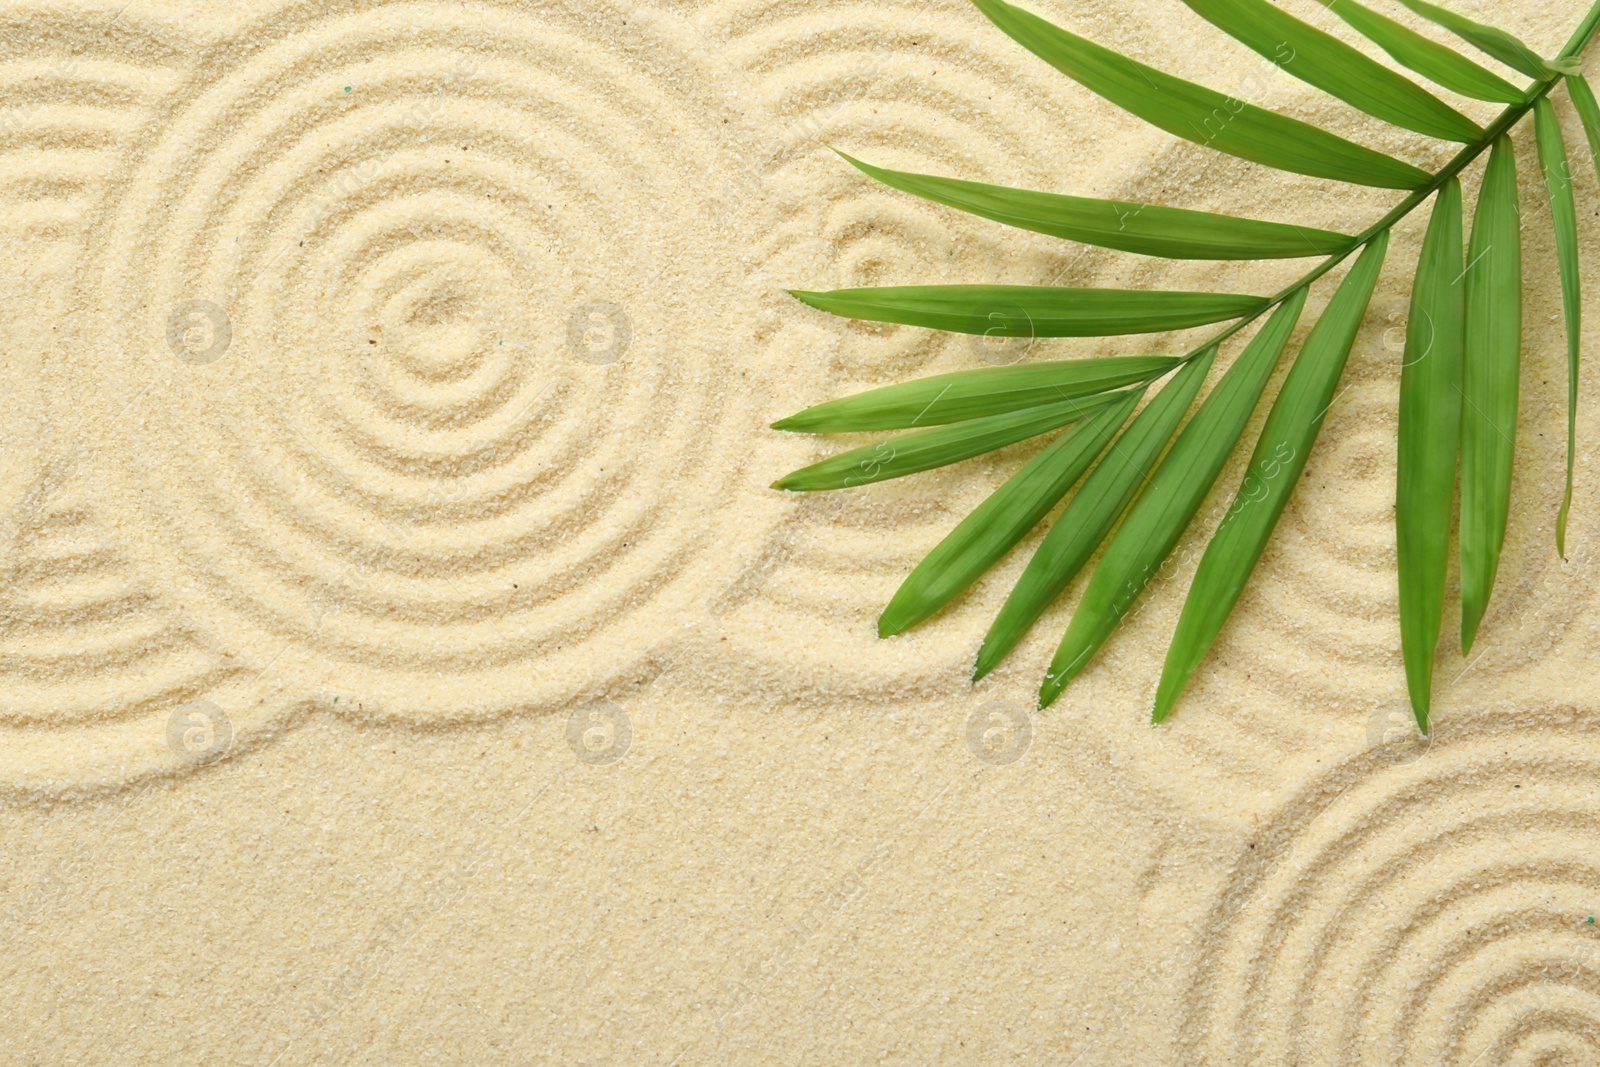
[0, 7, 243, 795]
[53, 0, 791, 726]
[1180, 704, 1600, 1066]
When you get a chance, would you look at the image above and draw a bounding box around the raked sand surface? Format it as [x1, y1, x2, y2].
[2, 0, 1600, 1062]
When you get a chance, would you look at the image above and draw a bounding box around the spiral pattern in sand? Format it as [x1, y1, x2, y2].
[1179, 704, 1600, 1066]
[57, 0, 788, 724]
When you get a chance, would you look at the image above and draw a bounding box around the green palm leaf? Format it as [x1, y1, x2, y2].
[838, 153, 1353, 260]
[1396, 179, 1465, 734]
[1391, 0, 1575, 79]
[1152, 235, 1389, 723]
[773, 392, 1126, 492]
[1460, 135, 1522, 654]
[969, 0, 1432, 189]
[974, 347, 1219, 680]
[773, 355, 1176, 433]
[1039, 292, 1307, 708]
[1535, 97, 1583, 558]
[1310, 0, 1523, 103]
[788, 285, 1266, 337]
[1179, 0, 1481, 141]
[1569, 77, 1600, 547]
[879, 391, 1142, 637]
[773, 0, 1600, 733]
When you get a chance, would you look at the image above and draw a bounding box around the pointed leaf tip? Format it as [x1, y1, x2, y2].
[976, 349, 1218, 677]
[877, 391, 1139, 637]
[1041, 293, 1307, 704]
[1153, 235, 1388, 722]
[773, 392, 1122, 492]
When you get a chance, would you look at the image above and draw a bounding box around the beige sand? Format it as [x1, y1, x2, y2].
[1, 0, 1598, 1061]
